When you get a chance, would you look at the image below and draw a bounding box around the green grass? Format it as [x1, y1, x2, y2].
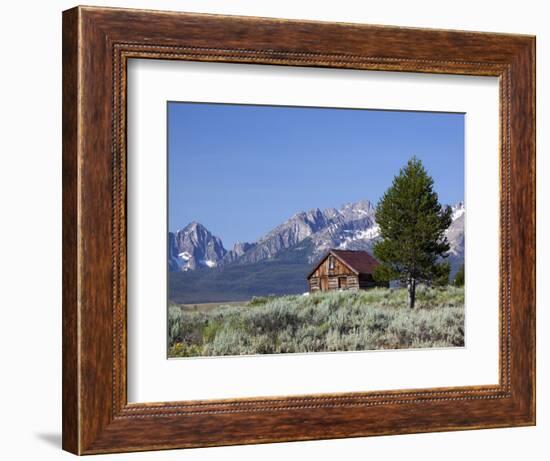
[168, 286, 465, 358]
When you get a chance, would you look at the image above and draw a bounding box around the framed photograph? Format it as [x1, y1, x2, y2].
[62, 6, 535, 455]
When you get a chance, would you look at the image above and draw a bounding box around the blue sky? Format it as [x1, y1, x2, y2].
[168, 102, 464, 249]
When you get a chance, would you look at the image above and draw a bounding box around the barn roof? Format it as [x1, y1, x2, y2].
[307, 249, 380, 279]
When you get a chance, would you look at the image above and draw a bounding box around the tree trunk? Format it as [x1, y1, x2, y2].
[408, 278, 416, 309]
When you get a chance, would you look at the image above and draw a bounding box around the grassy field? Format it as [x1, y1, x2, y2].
[178, 301, 246, 313]
[168, 286, 465, 358]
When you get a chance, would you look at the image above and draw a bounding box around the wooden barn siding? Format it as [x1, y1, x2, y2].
[308, 275, 360, 292]
[309, 255, 362, 292]
[309, 277, 320, 291]
[347, 275, 359, 289]
[328, 277, 339, 290]
[308, 258, 388, 292]
[310, 255, 355, 279]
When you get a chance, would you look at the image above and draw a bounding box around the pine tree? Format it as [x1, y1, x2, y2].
[453, 264, 465, 287]
[373, 156, 452, 308]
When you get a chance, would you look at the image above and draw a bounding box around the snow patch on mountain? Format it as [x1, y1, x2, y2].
[337, 225, 380, 250]
[451, 201, 465, 221]
[169, 222, 227, 271]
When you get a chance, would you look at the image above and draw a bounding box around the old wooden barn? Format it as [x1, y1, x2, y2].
[307, 249, 388, 293]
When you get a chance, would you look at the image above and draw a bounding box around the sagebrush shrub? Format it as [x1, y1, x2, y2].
[168, 287, 464, 357]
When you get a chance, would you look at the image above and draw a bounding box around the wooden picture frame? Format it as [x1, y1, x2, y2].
[62, 5, 535, 455]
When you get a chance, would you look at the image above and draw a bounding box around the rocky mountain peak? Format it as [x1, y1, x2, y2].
[222, 241, 257, 264]
[232, 241, 255, 255]
[342, 199, 375, 212]
[169, 222, 227, 271]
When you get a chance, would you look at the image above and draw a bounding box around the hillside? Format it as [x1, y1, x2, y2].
[168, 259, 311, 303]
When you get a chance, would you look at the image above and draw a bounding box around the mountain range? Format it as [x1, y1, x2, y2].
[168, 199, 464, 303]
[169, 199, 464, 271]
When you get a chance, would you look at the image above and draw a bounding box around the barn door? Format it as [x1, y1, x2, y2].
[320, 277, 328, 291]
